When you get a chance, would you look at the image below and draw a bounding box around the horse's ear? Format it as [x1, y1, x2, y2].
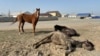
[38, 8, 40, 9]
[36, 8, 40, 9]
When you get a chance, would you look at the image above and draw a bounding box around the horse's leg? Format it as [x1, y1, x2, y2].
[34, 37, 51, 49]
[18, 21, 21, 34]
[32, 19, 35, 33]
[32, 23, 35, 33]
[33, 33, 53, 49]
[32, 19, 38, 33]
[34, 21, 38, 33]
[21, 22, 25, 33]
[34, 24, 36, 33]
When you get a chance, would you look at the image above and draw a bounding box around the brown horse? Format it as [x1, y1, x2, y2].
[12, 8, 40, 34]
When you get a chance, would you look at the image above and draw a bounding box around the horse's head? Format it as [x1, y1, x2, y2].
[66, 28, 80, 37]
[54, 25, 80, 37]
[61, 28, 80, 37]
[54, 25, 68, 31]
[36, 8, 40, 15]
[82, 40, 94, 51]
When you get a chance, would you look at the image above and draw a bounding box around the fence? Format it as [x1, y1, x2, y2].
[0, 17, 58, 22]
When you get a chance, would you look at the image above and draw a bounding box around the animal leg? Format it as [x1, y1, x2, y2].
[33, 23, 37, 33]
[18, 21, 21, 34]
[21, 22, 25, 33]
[34, 21, 38, 33]
[33, 33, 53, 49]
[32, 24, 35, 33]
[66, 42, 75, 53]
[32, 20, 38, 33]
[34, 38, 51, 49]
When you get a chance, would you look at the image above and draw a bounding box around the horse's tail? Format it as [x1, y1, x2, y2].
[10, 17, 18, 25]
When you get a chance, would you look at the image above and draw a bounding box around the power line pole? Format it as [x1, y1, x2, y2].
[8, 9, 11, 17]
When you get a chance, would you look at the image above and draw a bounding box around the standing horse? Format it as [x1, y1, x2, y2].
[12, 8, 40, 34]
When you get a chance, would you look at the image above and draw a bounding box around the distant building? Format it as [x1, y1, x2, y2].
[77, 13, 91, 19]
[92, 16, 100, 19]
[61, 14, 65, 17]
[68, 14, 77, 18]
[77, 13, 91, 17]
[23, 11, 32, 14]
[0, 13, 8, 17]
[64, 14, 69, 17]
[11, 12, 21, 17]
[64, 13, 78, 18]
[46, 11, 62, 17]
[40, 13, 52, 17]
[11, 11, 31, 17]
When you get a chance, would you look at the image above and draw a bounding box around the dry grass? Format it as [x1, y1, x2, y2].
[0, 19, 100, 56]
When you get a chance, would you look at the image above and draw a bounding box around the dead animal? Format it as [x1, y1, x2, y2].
[33, 31, 94, 56]
[82, 40, 94, 51]
[54, 25, 80, 37]
[33, 31, 74, 52]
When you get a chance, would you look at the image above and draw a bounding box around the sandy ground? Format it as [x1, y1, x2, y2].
[0, 19, 100, 30]
[0, 19, 100, 56]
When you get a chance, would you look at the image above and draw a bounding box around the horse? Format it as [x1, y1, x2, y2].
[12, 8, 40, 34]
[33, 31, 94, 52]
[54, 25, 80, 37]
[70, 40, 94, 51]
[54, 25, 69, 31]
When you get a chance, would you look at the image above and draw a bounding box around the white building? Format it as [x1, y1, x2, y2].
[68, 14, 77, 18]
[11, 11, 31, 17]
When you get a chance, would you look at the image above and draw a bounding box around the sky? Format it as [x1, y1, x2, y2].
[0, 0, 100, 15]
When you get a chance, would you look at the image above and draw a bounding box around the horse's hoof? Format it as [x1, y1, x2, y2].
[18, 32, 22, 35]
[32, 32, 35, 35]
[18, 33, 21, 35]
